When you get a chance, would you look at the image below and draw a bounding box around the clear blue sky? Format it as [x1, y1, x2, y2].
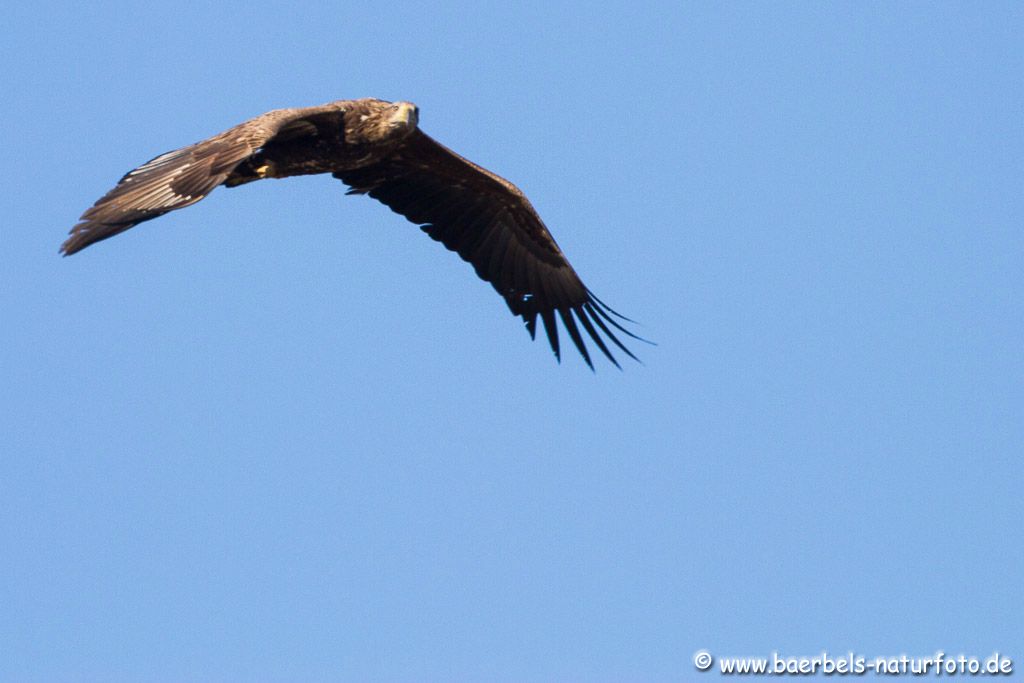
[2, 2, 1021, 680]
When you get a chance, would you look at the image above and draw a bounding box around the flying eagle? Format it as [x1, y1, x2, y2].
[63, 98, 644, 368]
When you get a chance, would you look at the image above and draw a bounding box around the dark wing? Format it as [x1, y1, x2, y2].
[335, 131, 644, 369]
[61, 104, 344, 255]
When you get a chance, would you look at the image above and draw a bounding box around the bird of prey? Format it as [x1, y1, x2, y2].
[63, 98, 644, 368]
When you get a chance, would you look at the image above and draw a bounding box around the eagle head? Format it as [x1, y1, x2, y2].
[346, 99, 419, 145]
[387, 101, 419, 131]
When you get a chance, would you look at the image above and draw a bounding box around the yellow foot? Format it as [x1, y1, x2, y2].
[254, 162, 275, 179]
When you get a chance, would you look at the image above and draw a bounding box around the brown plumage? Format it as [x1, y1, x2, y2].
[63, 98, 645, 368]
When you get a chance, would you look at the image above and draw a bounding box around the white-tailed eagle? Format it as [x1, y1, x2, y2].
[63, 98, 644, 368]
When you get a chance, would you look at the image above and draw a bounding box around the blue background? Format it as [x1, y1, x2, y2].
[2, 2, 1021, 680]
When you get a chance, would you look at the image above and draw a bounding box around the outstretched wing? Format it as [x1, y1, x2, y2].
[335, 131, 644, 369]
[61, 104, 345, 255]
